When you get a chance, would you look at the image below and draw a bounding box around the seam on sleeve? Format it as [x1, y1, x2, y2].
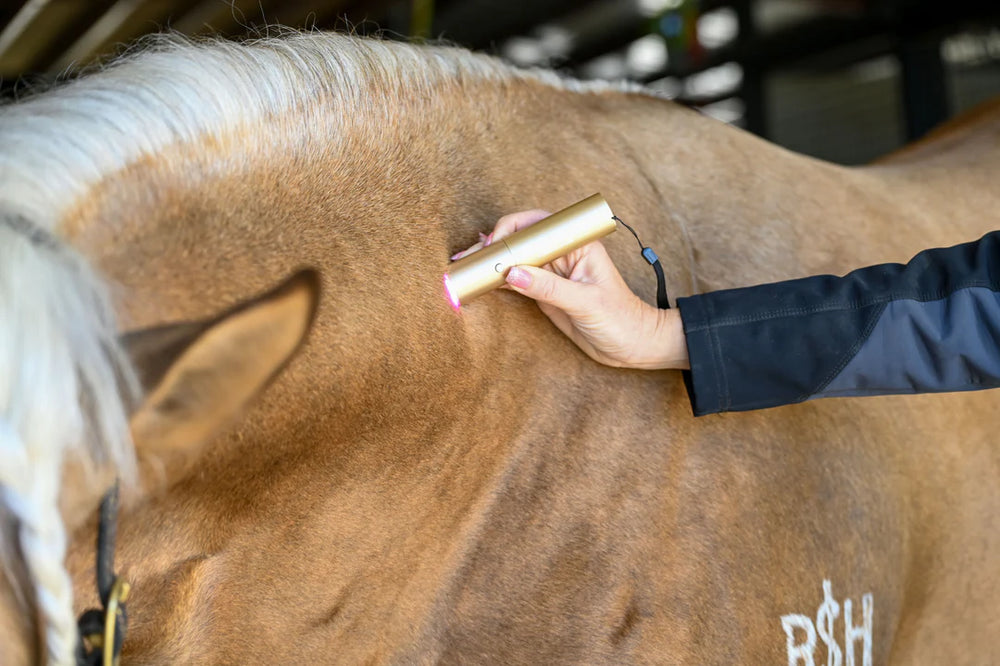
[800, 301, 888, 402]
[707, 304, 730, 412]
[700, 294, 728, 412]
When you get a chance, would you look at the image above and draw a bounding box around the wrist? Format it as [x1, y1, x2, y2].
[630, 305, 690, 370]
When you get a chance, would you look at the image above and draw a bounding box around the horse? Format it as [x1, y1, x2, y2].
[1, 31, 998, 664]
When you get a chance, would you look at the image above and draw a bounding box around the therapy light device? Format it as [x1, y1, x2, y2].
[444, 193, 618, 308]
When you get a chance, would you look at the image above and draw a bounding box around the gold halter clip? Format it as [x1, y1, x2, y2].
[82, 577, 130, 666]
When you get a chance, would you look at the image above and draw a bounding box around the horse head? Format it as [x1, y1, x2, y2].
[0, 263, 318, 664]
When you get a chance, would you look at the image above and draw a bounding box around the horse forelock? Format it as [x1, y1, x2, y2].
[0, 214, 138, 665]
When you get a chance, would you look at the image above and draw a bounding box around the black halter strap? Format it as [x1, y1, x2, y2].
[75, 483, 128, 666]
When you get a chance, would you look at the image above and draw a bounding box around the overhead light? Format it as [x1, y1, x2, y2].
[684, 62, 743, 98]
[502, 37, 545, 67]
[701, 97, 746, 125]
[636, 0, 685, 18]
[648, 76, 682, 97]
[697, 8, 738, 49]
[533, 24, 574, 60]
[626, 34, 668, 76]
[580, 53, 628, 81]
[941, 29, 1000, 66]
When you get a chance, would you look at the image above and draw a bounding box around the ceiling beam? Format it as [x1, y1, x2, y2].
[48, 0, 145, 73]
[2, 0, 120, 76]
[0, 0, 53, 58]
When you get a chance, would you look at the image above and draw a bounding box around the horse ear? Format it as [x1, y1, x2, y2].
[122, 270, 319, 485]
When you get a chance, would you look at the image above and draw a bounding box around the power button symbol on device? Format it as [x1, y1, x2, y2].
[494, 262, 506, 273]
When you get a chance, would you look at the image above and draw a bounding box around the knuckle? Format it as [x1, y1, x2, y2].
[495, 214, 521, 235]
[538, 276, 559, 302]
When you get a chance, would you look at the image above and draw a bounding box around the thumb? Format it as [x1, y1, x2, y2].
[505, 265, 590, 316]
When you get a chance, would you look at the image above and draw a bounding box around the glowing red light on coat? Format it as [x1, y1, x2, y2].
[443, 273, 461, 311]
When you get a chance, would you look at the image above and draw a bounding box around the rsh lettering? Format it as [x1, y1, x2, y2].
[781, 579, 873, 666]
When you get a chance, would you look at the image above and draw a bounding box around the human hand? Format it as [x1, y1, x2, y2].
[451, 210, 690, 370]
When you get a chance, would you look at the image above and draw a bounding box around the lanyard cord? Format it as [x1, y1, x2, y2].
[613, 216, 670, 310]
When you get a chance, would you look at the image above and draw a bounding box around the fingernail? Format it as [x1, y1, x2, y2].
[506, 266, 531, 289]
[478, 232, 488, 241]
[484, 233, 494, 247]
[450, 251, 463, 260]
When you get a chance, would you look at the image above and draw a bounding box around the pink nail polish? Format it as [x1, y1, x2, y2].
[506, 266, 531, 289]
[450, 252, 461, 260]
[484, 233, 494, 247]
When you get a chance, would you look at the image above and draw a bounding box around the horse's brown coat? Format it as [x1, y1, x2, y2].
[41, 54, 1000, 663]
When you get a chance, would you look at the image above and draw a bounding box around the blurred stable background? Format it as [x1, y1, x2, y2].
[0, 0, 998, 164]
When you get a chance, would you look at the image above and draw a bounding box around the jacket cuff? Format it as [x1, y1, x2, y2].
[676, 295, 726, 416]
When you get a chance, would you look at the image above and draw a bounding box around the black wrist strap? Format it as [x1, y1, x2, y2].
[614, 216, 671, 310]
[642, 247, 671, 310]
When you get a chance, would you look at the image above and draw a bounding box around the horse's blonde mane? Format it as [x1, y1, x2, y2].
[0, 31, 654, 664]
[0, 216, 138, 665]
[0, 31, 651, 228]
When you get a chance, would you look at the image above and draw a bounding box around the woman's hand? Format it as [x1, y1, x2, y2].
[451, 210, 689, 370]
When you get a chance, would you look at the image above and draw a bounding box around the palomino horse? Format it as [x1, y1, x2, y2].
[1, 32, 998, 664]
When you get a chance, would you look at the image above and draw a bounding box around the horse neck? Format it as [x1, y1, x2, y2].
[62, 74, 873, 427]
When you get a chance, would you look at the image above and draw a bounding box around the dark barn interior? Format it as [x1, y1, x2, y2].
[1, 0, 998, 163]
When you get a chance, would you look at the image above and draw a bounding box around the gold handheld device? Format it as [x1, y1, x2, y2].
[444, 193, 618, 309]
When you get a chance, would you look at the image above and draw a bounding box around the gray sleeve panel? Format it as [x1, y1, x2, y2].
[816, 286, 1000, 397]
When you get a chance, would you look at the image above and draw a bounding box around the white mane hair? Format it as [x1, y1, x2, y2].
[0, 217, 138, 665]
[0, 30, 656, 664]
[0, 30, 655, 227]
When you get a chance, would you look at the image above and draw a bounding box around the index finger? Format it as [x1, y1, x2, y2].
[486, 209, 551, 247]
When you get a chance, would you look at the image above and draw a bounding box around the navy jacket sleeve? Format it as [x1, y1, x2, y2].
[675, 231, 1000, 416]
